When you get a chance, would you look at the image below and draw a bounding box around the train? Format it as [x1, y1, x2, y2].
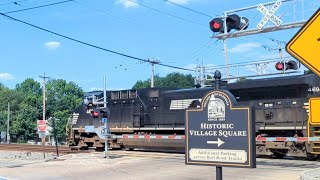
[67, 73, 320, 159]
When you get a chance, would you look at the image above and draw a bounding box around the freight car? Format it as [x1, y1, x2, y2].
[68, 73, 320, 159]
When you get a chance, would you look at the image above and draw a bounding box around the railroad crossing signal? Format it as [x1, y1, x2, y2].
[257, 0, 282, 29]
[209, 14, 249, 33]
[37, 120, 47, 132]
[286, 8, 320, 77]
[275, 61, 299, 71]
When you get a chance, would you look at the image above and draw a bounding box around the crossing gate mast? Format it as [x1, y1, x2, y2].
[208, 0, 312, 80]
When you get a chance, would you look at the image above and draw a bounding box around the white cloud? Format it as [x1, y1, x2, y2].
[0, 73, 14, 80]
[44, 41, 61, 50]
[116, 0, 138, 8]
[258, 54, 281, 60]
[229, 43, 260, 53]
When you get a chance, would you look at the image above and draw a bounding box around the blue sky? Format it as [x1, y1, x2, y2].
[0, 0, 318, 91]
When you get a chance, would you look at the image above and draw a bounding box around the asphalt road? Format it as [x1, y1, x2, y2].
[0, 151, 319, 180]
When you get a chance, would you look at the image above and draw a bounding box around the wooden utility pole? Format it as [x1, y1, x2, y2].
[7, 102, 10, 144]
[39, 73, 50, 158]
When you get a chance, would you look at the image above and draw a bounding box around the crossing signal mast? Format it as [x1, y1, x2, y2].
[209, 14, 250, 79]
[206, 0, 314, 80]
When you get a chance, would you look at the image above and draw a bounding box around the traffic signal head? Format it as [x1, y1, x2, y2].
[90, 109, 99, 118]
[236, 17, 249, 30]
[209, 18, 224, 33]
[275, 61, 299, 71]
[275, 62, 285, 71]
[100, 107, 110, 118]
[209, 14, 249, 34]
[226, 14, 240, 30]
[286, 60, 299, 70]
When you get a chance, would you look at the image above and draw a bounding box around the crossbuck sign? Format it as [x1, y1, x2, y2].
[257, 1, 283, 29]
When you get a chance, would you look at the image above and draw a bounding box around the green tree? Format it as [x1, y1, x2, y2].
[132, 72, 194, 89]
[161, 72, 194, 88]
[0, 87, 23, 138]
[45, 79, 84, 142]
[8, 79, 43, 142]
[304, 69, 313, 74]
[11, 103, 39, 141]
[236, 77, 250, 82]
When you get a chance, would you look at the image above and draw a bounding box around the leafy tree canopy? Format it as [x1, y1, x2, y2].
[0, 78, 84, 143]
[132, 72, 195, 89]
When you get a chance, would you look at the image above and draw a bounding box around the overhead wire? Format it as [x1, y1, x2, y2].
[192, 39, 221, 60]
[0, 0, 29, 6]
[127, 0, 207, 28]
[72, 0, 178, 40]
[162, 0, 216, 18]
[0, 13, 196, 72]
[235, 37, 274, 51]
[155, 1, 284, 62]
[3, 0, 73, 14]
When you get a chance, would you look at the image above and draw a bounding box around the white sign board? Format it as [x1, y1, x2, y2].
[85, 126, 95, 133]
[257, 1, 282, 29]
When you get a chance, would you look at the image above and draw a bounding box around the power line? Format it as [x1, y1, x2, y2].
[73, 0, 177, 40]
[162, 0, 216, 18]
[127, 0, 207, 28]
[0, 0, 29, 6]
[4, 0, 73, 14]
[158, 63, 195, 71]
[0, 13, 196, 72]
[235, 37, 274, 51]
[74, 0, 210, 71]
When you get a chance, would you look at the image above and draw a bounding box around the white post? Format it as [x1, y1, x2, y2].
[103, 76, 108, 158]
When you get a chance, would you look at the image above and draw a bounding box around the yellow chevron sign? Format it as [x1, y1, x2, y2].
[286, 8, 320, 77]
[309, 98, 320, 125]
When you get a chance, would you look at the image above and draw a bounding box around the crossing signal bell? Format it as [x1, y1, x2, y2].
[209, 14, 249, 33]
[275, 61, 299, 71]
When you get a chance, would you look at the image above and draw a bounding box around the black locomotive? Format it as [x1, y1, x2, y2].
[68, 73, 320, 158]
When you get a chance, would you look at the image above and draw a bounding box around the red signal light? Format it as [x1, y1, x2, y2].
[213, 22, 220, 29]
[91, 110, 99, 118]
[275, 62, 284, 71]
[209, 18, 223, 33]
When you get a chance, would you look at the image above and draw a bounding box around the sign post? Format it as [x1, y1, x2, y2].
[37, 120, 47, 158]
[185, 71, 256, 180]
[286, 8, 320, 77]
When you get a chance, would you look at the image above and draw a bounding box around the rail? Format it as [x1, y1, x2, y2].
[0, 144, 83, 154]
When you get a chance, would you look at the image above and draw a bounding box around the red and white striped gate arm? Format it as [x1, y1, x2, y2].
[111, 135, 320, 142]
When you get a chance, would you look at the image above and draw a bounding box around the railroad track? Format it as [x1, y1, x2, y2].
[0, 144, 84, 155]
